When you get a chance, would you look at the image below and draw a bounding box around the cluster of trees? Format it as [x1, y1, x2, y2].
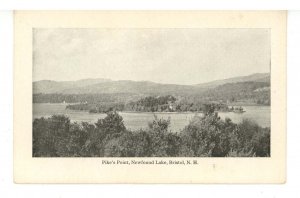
[171, 102, 230, 112]
[136, 95, 176, 106]
[33, 93, 141, 104]
[33, 106, 270, 157]
[66, 102, 125, 113]
[33, 81, 270, 106]
[256, 97, 271, 105]
[65, 95, 232, 113]
[66, 95, 178, 113]
[125, 95, 176, 112]
[125, 95, 231, 112]
[198, 81, 270, 105]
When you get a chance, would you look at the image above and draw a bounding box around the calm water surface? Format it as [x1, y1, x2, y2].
[33, 103, 270, 131]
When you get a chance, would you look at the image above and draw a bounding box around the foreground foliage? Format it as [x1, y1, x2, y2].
[33, 110, 270, 157]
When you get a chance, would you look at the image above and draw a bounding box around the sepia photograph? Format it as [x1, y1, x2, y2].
[14, 11, 286, 183]
[1, 0, 299, 196]
[32, 28, 271, 157]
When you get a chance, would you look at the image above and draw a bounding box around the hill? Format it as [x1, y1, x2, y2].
[33, 73, 270, 95]
[33, 73, 270, 105]
[197, 81, 270, 105]
[61, 80, 200, 95]
[33, 78, 111, 94]
[195, 73, 270, 88]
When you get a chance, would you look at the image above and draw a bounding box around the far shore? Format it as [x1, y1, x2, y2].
[33, 103, 270, 115]
[33, 102, 270, 107]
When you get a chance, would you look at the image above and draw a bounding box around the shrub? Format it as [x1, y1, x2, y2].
[33, 111, 270, 157]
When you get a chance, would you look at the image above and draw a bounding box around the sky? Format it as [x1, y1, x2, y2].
[33, 28, 270, 85]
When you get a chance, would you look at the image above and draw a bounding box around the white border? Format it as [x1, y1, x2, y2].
[13, 11, 286, 184]
[0, 9, 300, 198]
[0, 1, 299, 10]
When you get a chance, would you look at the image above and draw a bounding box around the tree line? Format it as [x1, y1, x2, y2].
[33, 93, 141, 104]
[33, 81, 270, 106]
[198, 81, 270, 105]
[33, 105, 270, 157]
[65, 95, 233, 113]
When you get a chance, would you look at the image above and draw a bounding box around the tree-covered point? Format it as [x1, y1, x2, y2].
[136, 95, 176, 106]
[65, 95, 232, 113]
[33, 106, 270, 157]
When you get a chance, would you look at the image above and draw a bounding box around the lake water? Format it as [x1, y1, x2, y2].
[33, 103, 270, 131]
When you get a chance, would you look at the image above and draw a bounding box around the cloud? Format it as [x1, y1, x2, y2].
[33, 28, 270, 84]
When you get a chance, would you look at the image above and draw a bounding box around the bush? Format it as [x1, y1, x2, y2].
[33, 111, 270, 157]
[181, 112, 237, 157]
[236, 119, 270, 157]
[95, 111, 126, 135]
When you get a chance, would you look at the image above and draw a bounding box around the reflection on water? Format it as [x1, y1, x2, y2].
[33, 103, 270, 131]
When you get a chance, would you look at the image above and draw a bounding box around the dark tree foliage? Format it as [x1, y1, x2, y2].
[32, 115, 88, 157]
[33, 93, 141, 104]
[234, 119, 270, 157]
[198, 81, 270, 105]
[34, 80, 270, 106]
[33, 110, 270, 157]
[66, 102, 125, 113]
[181, 113, 238, 157]
[65, 95, 233, 113]
[95, 111, 126, 135]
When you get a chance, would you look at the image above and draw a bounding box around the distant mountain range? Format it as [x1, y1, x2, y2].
[33, 78, 112, 94]
[33, 73, 270, 96]
[195, 73, 270, 88]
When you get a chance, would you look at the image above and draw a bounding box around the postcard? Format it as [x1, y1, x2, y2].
[14, 11, 286, 183]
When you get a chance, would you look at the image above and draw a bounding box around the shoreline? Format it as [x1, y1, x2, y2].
[33, 102, 270, 107]
[33, 103, 270, 114]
